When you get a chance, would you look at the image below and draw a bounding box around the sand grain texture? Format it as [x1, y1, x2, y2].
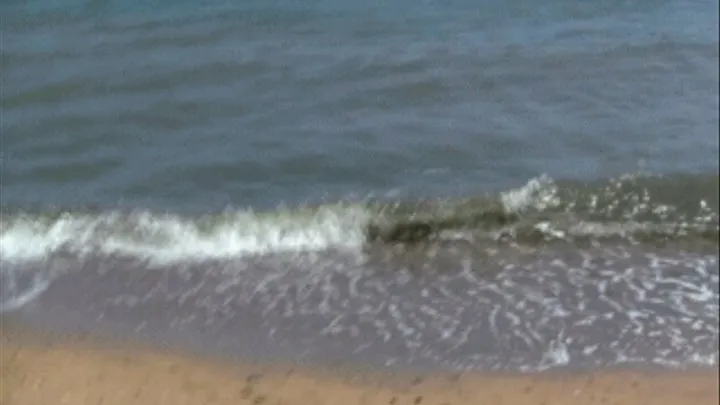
[1, 332, 718, 405]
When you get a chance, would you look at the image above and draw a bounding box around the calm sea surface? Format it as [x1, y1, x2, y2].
[1, 0, 718, 372]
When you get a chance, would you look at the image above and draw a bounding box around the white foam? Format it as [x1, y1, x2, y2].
[0, 269, 52, 312]
[500, 175, 560, 213]
[539, 337, 571, 370]
[0, 205, 373, 264]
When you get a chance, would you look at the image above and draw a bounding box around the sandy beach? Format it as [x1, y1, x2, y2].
[1, 323, 717, 405]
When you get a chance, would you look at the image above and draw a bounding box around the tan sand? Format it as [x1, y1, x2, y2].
[1, 327, 718, 405]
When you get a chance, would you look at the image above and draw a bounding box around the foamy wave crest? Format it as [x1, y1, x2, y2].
[500, 174, 560, 212]
[1, 175, 717, 265]
[0, 204, 374, 264]
[0, 177, 558, 264]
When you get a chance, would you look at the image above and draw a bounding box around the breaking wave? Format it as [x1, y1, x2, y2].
[2, 174, 717, 265]
[1, 173, 718, 318]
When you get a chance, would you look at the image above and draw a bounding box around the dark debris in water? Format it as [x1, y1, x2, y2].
[367, 222, 434, 243]
[366, 209, 521, 244]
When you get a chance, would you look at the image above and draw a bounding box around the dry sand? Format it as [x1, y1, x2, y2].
[1, 325, 718, 405]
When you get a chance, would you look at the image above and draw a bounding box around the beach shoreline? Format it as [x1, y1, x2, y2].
[1, 318, 718, 405]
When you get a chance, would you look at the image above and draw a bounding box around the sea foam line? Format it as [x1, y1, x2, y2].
[0, 177, 555, 264]
[0, 206, 373, 264]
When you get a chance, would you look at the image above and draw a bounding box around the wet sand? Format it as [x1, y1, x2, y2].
[1, 322, 718, 405]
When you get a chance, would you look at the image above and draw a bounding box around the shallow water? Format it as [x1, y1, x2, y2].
[7, 242, 718, 372]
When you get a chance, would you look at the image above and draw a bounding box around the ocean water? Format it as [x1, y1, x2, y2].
[1, 0, 718, 372]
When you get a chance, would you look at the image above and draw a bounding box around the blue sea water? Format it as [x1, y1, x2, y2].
[1, 0, 718, 372]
